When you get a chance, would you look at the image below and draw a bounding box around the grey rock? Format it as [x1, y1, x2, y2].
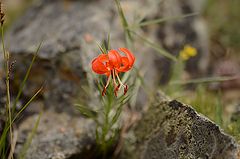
[133, 92, 239, 159]
[15, 111, 95, 159]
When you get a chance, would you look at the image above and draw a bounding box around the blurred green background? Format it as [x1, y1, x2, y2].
[204, 0, 240, 50]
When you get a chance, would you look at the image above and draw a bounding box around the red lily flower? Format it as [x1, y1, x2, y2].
[92, 48, 135, 96]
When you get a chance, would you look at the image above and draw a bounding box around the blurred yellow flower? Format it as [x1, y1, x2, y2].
[179, 45, 197, 61]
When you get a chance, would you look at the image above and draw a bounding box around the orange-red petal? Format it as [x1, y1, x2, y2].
[116, 57, 130, 72]
[92, 54, 110, 74]
[119, 48, 135, 67]
[116, 48, 135, 72]
[108, 50, 122, 69]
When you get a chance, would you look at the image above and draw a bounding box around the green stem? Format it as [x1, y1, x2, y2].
[101, 87, 115, 157]
[12, 41, 42, 115]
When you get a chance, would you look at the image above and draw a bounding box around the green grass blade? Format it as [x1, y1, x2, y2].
[0, 86, 43, 153]
[137, 13, 198, 27]
[0, 124, 8, 157]
[170, 76, 238, 85]
[107, 33, 111, 50]
[130, 30, 177, 61]
[12, 86, 43, 124]
[101, 42, 107, 53]
[96, 42, 106, 54]
[18, 112, 42, 159]
[215, 91, 223, 127]
[114, 0, 133, 46]
[12, 41, 42, 115]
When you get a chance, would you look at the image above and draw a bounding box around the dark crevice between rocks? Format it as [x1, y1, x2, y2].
[67, 141, 119, 159]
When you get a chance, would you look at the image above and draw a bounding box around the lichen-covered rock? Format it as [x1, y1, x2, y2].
[3, 0, 208, 112]
[15, 111, 95, 159]
[133, 93, 239, 159]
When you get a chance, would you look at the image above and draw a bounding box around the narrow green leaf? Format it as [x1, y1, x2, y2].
[215, 91, 223, 126]
[0, 124, 8, 157]
[170, 76, 238, 85]
[136, 13, 198, 27]
[12, 41, 43, 115]
[75, 104, 98, 119]
[110, 107, 122, 127]
[111, 95, 130, 127]
[107, 33, 111, 50]
[96, 42, 106, 54]
[101, 42, 107, 53]
[12, 86, 43, 124]
[114, 0, 133, 46]
[19, 112, 42, 159]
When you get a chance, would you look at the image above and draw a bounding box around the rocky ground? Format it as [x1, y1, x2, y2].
[0, 0, 239, 158]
